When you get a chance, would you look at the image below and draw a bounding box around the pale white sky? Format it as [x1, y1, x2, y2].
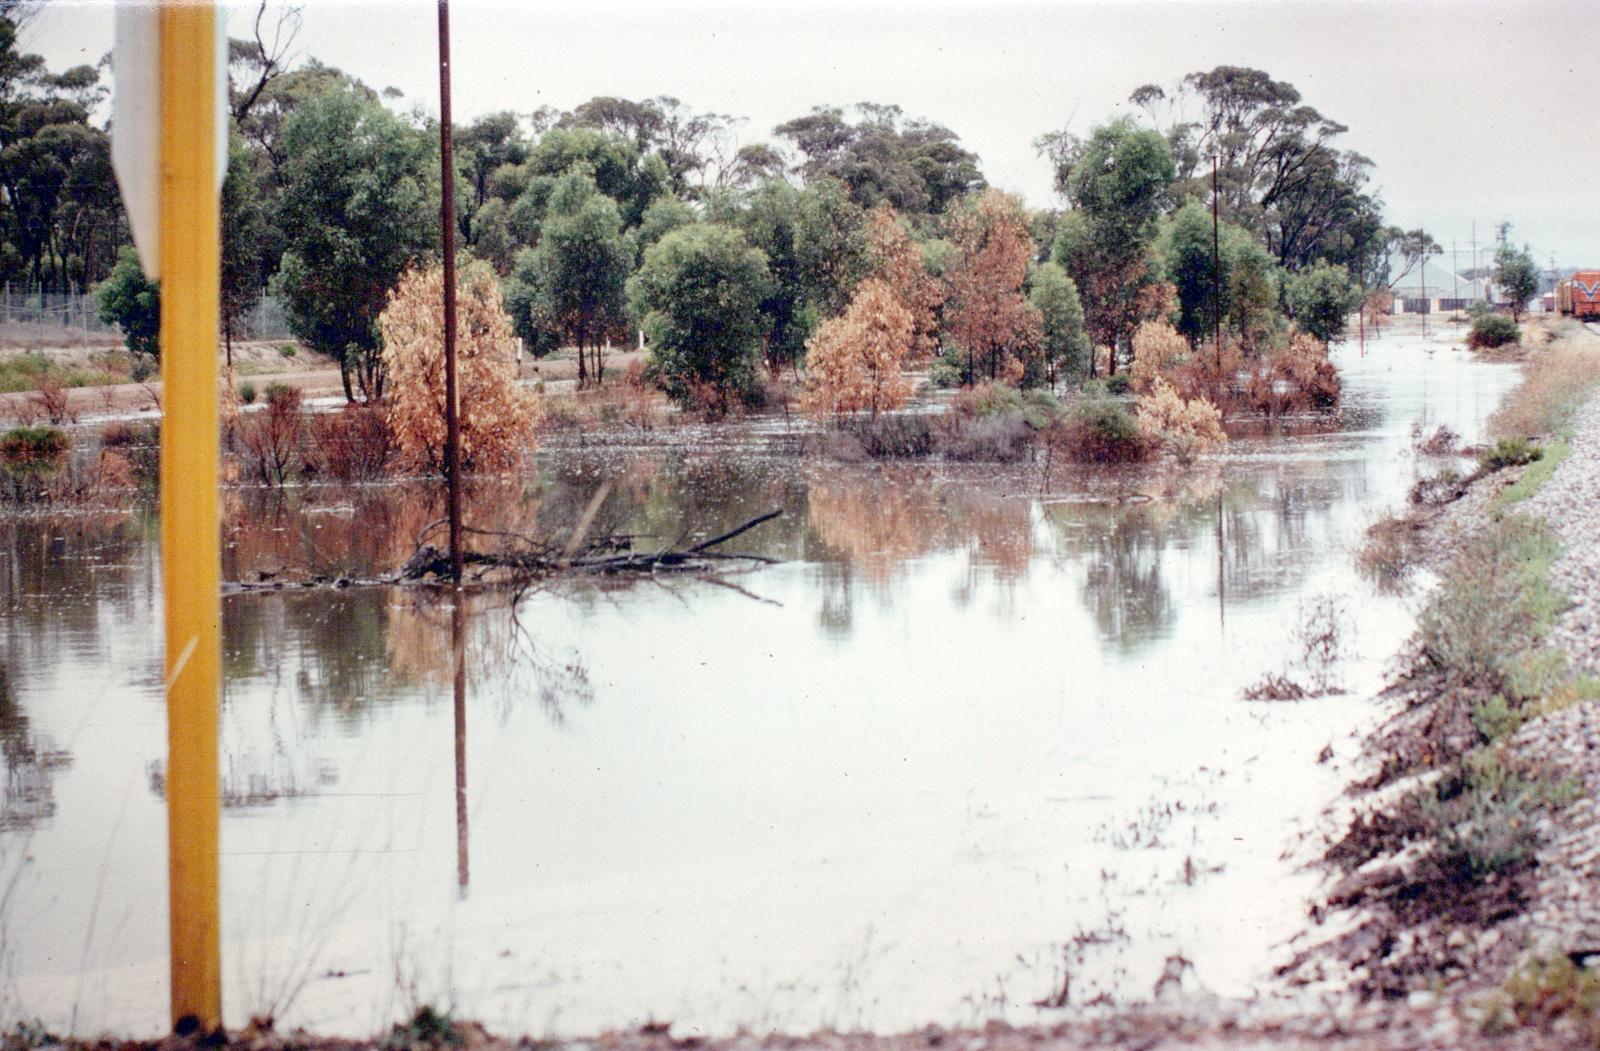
[29, 0, 1600, 270]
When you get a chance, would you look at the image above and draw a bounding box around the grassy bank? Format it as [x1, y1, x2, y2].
[1316, 324, 1600, 1032]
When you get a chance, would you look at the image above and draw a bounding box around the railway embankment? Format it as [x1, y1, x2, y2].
[1278, 322, 1600, 1045]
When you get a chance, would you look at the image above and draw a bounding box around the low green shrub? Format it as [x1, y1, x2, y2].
[278, 343, 298, 359]
[1478, 436, 1542, 472]
[1491, 955, 1600, 1041]
[1051, 388, 1151, 464]
[238, 380, 258, 405]
[1420, 749, 1544, 880]
[1417, 515, 1564, 689]
[1467, 312, 1520, 350]
[950, 382, 1061, 429]
[1104, 373, 1132, 395]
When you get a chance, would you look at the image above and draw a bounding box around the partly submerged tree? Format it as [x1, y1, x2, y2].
[1050, 118, 1174, 374]
[521, 171, 633, 386]
[801, 277, 915, 419]
[379, 261, 537, 473]
[865, 205, 943, 361]
[628, 223, 771, 413]
[942, 189, 1043, 385]
[1285, 261, 1361, 343]
[1027, 261, 1090, 385]
[272, 84, 436, 401]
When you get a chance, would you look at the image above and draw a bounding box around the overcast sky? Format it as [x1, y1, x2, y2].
[29, 0, 1600, 273]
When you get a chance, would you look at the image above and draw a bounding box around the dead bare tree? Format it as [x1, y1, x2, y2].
[229, 1, 303, 124]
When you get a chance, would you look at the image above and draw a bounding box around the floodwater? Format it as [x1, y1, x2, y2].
[0, 330, 1519, 1037]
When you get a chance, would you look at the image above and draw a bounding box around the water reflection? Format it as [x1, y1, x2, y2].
[0, 661, 71, 830]
[0, 338, 1530, 1036]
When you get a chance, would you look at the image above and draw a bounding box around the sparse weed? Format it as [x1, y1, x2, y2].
[1477, 436, 1542, 472]
[1416, 515, 1564, 689]
[1489, 955, 1600, 1042]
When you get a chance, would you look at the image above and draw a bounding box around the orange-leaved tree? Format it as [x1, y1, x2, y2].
[379, 261, 538, 473]
[801, 277, 915, 419]
[866, 205, 943, 361]
[943, 189, 1043, 385]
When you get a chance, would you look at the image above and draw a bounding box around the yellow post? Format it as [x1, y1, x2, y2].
[159, 0, 222, 1033]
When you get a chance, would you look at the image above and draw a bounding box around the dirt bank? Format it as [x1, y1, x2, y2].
[0, 347, 646, 422]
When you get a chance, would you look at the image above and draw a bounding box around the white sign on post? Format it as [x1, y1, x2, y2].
[110, 3, 229, 280]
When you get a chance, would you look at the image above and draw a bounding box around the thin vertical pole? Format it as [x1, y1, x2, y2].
[1358, 244, 1365, 356]
[438, 0, 463, 583]
[160, 0, 222, 1032]
[452, 596, 469, 894]
[1452, 241, 1460, 316]
[1420, 255, 1428, 338]
[1211, 155, 1222, 375]
[1472, 221, 1479, 304]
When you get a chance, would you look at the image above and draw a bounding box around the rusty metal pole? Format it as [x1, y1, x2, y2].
[1212, 156, 1222, 375]
[452, 595, 469, 894]
[438, 0, 463, 583]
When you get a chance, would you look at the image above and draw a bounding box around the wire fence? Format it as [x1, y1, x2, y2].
[0, 288, 297, 346]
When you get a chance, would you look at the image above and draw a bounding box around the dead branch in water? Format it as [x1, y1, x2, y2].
[402, 508, 783, 580]
[226, 509, 786, 594]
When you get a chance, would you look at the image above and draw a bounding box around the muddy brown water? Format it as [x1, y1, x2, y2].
[0, 333, 1519, 1037]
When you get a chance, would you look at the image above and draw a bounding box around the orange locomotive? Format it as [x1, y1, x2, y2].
[1558, 270, 1600, 318]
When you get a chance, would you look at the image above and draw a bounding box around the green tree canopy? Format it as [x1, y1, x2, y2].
[95, 247, 160, 359]
[1285, 260, 1361, 343]
[1028, 261, 1090, 385]
[1050, 118, 1175, 371]
[1494, 240, 1540, 322]
[774, 102, 984, 216]
[1155, 200, 1283, 348]
[271, 84, 437, 401]
[220, 132, 266, 364]
[521, 171, 633, 386]
[628, 223, 771, 412]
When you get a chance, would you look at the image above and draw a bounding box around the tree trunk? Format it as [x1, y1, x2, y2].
[224, 313, 233, 370]
[576, 336, 588, 388]
[340, 359, 354, 403]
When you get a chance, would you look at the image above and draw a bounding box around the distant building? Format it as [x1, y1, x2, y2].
[1385, 255, 1484, 315]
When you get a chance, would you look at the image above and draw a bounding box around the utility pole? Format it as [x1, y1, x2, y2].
[438, 0, 463, 583]
[1471, 222, 1479, 305]
[1358, 243, 1365, 356]
[1420, 254, 1428, 338]
[1452, 241, 1460, 316]
[1211, 155, 1222, 375]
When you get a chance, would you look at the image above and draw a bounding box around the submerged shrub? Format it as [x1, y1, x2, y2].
[1128, 319, 1189, 395]
[950, 381, 1060, 429]
[1249, 331, 1340, 413]
[1468, 312, 1520, 350]
[305, 404, 394, 482]
[235, 385, 303, 486]
[1051, 387, 1151, 464]
[0, 426, 69, 499]
[381, 261, 538, 473]
[937, 413, 1033, 462]
[1137, 378, 1226, 464]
